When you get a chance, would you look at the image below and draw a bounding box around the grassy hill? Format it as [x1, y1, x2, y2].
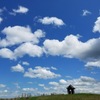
[20, 94, 100, 100]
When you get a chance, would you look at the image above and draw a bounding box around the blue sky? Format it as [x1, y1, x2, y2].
[0, 0, 100, 98]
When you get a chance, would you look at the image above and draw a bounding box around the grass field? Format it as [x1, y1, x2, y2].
[19, 94, 100, 100]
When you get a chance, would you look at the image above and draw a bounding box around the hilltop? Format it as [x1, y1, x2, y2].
[19, 94, 100, 100]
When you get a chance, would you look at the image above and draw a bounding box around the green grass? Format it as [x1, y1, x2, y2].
[19, 94, 100, 100]
[1, 94, 100, 100]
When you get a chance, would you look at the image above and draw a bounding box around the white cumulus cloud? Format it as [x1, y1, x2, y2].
[43, 34, 100, 67]
[49, 82, 59, 86]
[24, 66, 61, 79]
[0, 26, 45, 47]
[38, 17, 65, 26]
[85, 60, 100, 68]
[59, 79, 67, 85]
[93, 17, 100, 33]
[0, 42, 44, 60]
[11, 64, 24, 73]
[80, 76, 95, 82]
[13, 6, 29, 14]
[14, 42, 43, 59]
[22, 61, 30, 66]
[0, 48, 14, 60]
[48, 76, 100, 94]
[38, 84, 45, 87]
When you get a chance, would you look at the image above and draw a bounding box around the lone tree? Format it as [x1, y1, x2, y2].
[66, 84, 75, 94]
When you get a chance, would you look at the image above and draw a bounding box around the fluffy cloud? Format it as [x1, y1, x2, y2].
[0, 48, 14, 59]
[1, 31, 100, 67]
[48, 76, 100, 94]
[43, 39, 64, 56]
[0, 25, 45, 59]
[0, 17, 3, 23]
[1, 76, 99, 98]
[24, 66, 61, 79]
[82, 10, 91, 16]
[49, 82, 59, 86]
[38, 17, 65, 26]
[0, 23, 100, 68]
[0, 42, 43, 60]
[93, 17, 100, 33]
[59, 79, 67, 85]
[13, 6, 29, 14]
[43, 35, 76, 57]
[43, 34, 100, 67]
[38, 84, 45, 87]
[22, 61, 30, 66]
[14, 42, 43, 58]
[11, 64, 24, 73]
[0, 26, 45, 47]
[85, 61, 100, 68]
[80, 76, 95, 82]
